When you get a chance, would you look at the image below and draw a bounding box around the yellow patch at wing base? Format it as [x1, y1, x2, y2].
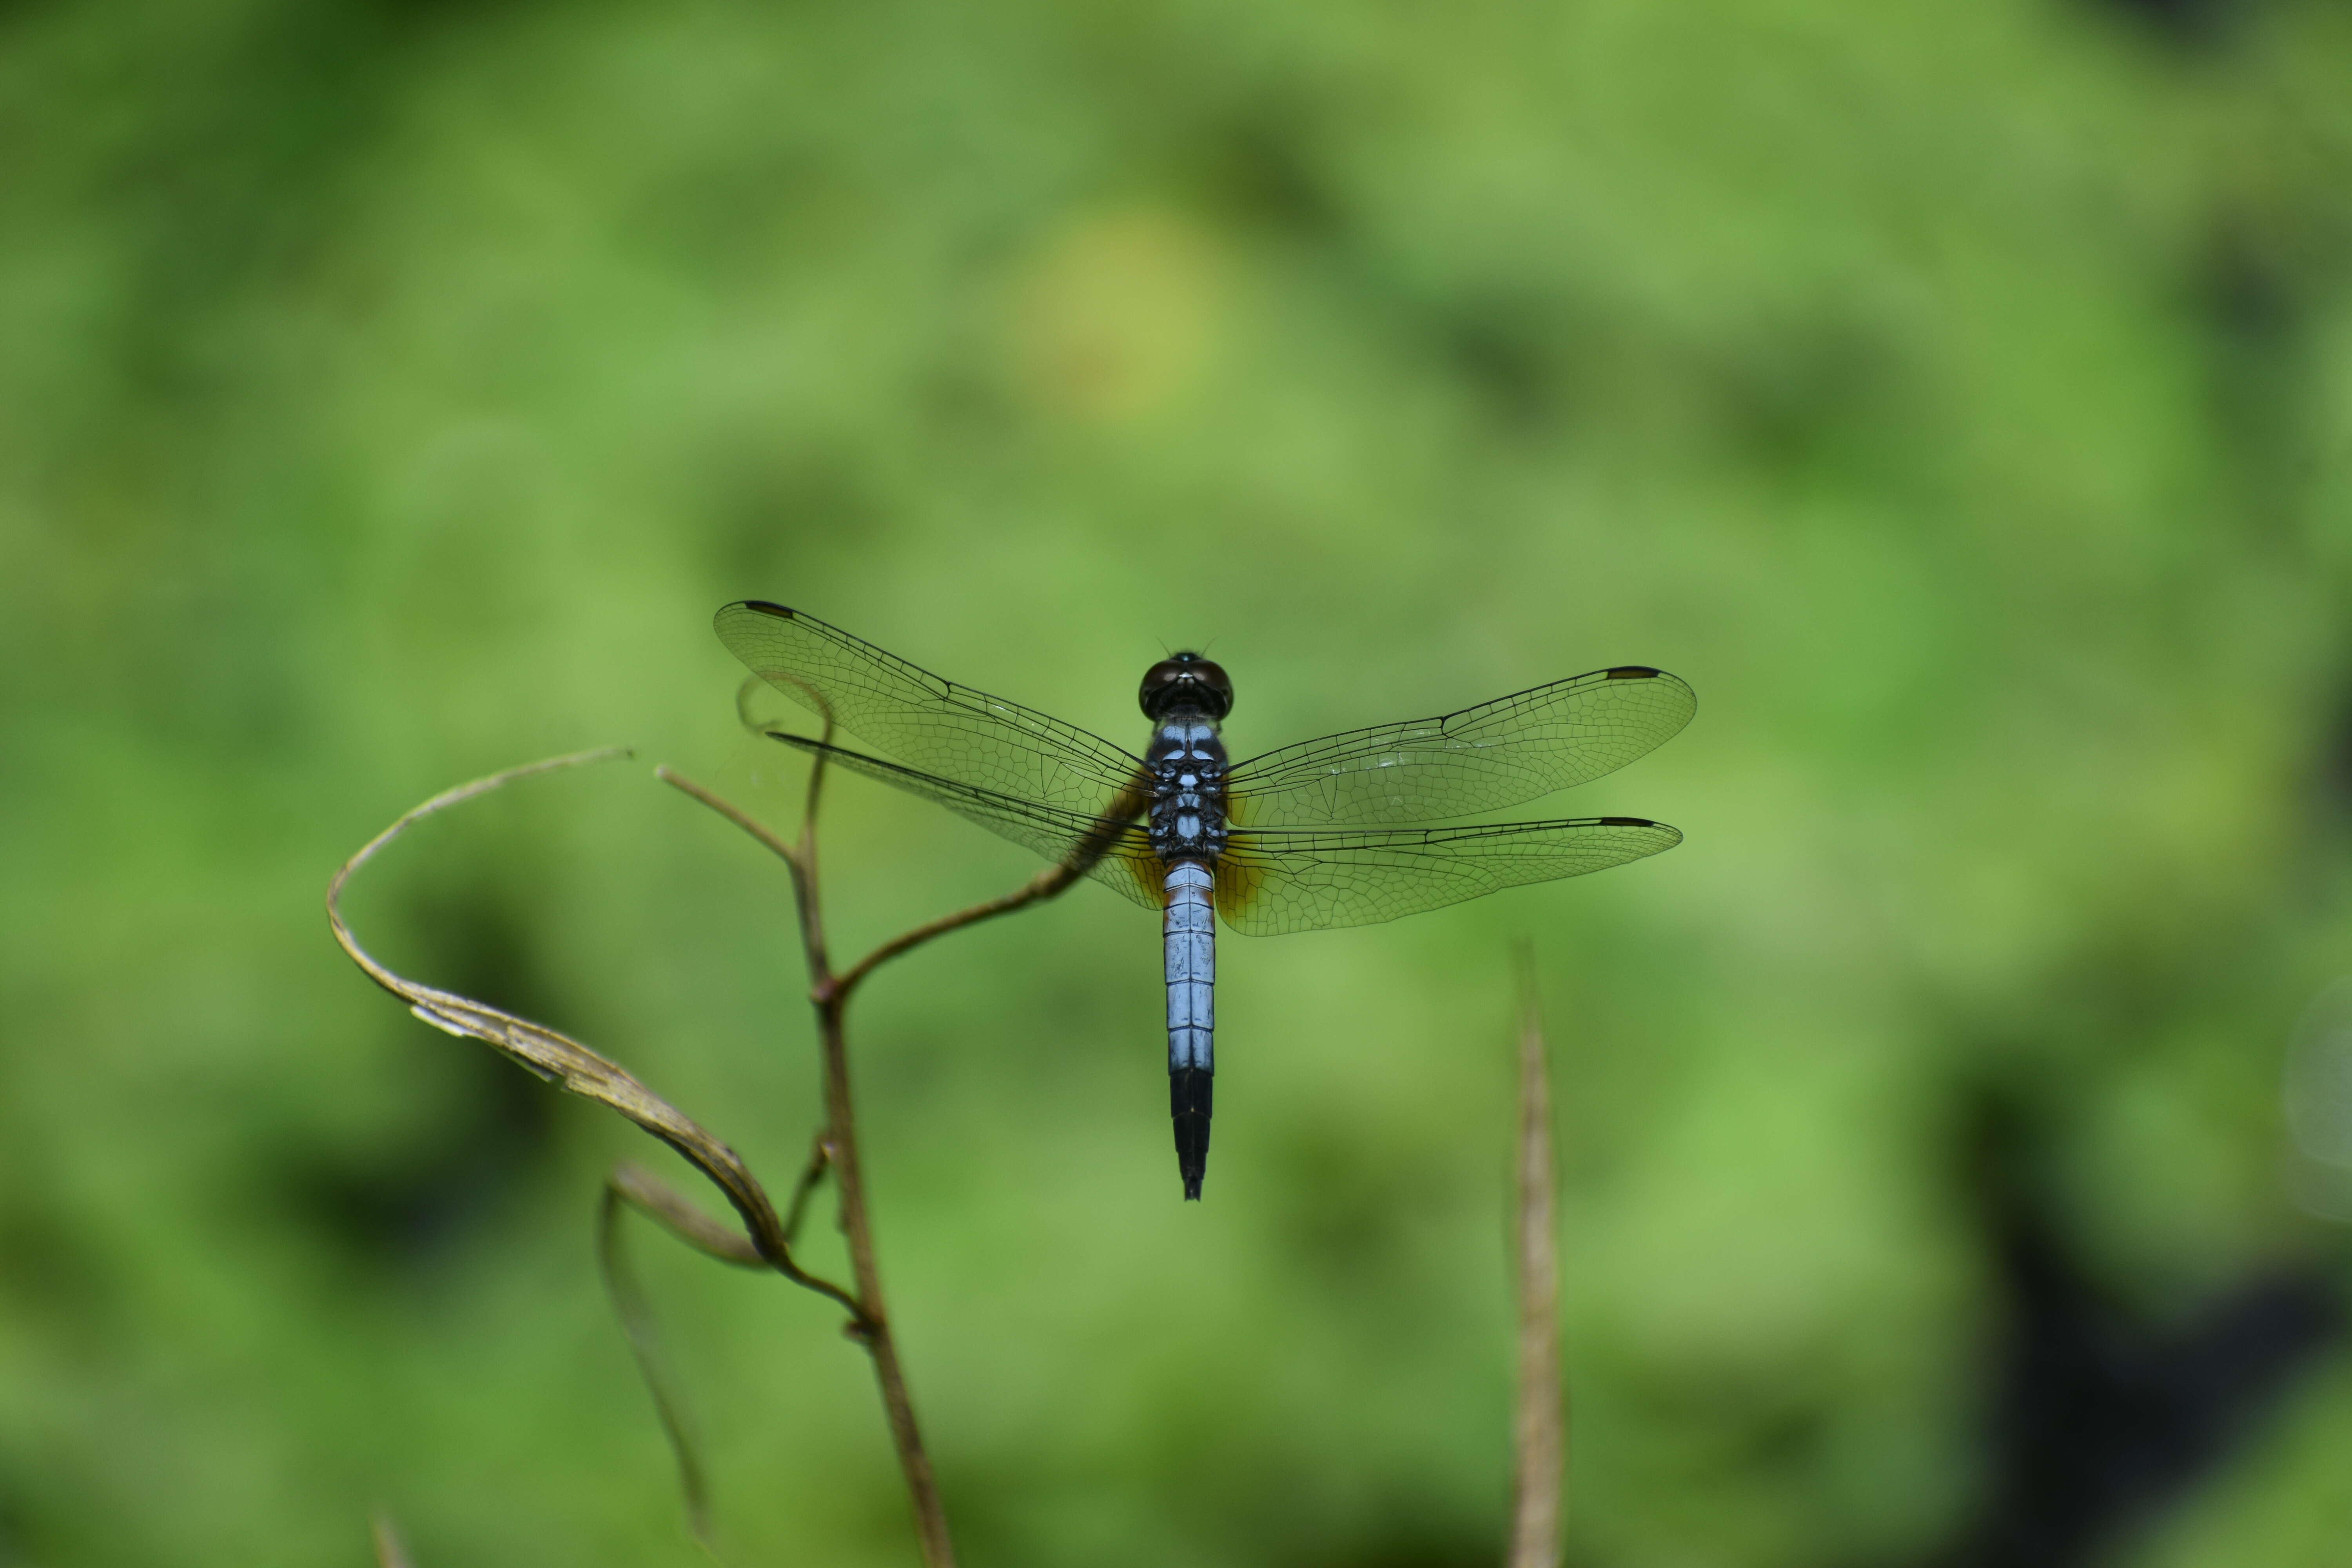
[1212, 853, 1265, 926]
[1122, 851, 1170, 907]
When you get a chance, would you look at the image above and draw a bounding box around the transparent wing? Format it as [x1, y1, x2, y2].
[715, 601, 1145, 813]
[1212, 818, 1681, 935]
[768, 734, 1162, 911]
[1226, 666, 1695, 827]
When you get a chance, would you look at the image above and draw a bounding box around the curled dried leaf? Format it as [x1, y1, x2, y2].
[611, 1161, 769, 1269]
[324, 748, 854, 1315]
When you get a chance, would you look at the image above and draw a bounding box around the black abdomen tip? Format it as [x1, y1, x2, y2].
[1171, 1067, 1213, 1201]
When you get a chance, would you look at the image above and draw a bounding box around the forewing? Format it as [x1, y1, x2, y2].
[1227, 666, 1694, 826]
[769, 735, 1162, 911]
[715, 601, 1145, 813]
[1212, 818, 1681, 935]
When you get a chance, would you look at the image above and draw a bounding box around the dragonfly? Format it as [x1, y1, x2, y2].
[716, 601, 1693, 1201]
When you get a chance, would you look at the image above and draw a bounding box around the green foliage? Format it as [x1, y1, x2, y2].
[4, 0, 2352, 1562]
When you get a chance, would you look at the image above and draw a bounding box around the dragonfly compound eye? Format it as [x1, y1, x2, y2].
[1140, 655, 1235, 720]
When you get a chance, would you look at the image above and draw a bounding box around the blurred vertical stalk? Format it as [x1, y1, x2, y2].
[371, 1511, 415, 1568]
[1509, 962, 1564, 1568]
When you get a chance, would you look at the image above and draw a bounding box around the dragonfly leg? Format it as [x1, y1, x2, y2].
[1163, 860, 1216, 1200]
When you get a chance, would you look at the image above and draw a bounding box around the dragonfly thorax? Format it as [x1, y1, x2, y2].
[1146, 717, 1229, 862]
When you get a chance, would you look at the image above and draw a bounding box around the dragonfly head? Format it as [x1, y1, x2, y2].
[1140, 652, 1234, 721]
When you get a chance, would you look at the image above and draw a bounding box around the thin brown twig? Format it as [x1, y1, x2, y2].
[779, 1133, 834, 1249]
[810, 992, 950, 1564]
[1509, 953, 1565, 1568]
[664, 750, 1121, 1568]
[833, 861, 1083, 999]
[655, 766, 800, 868]
[739, 733, 1152, 1007]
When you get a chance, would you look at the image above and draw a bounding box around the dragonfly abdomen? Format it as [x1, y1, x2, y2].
[1147, 710, 1228, 1201]
[1164, 858, 1216, 1200]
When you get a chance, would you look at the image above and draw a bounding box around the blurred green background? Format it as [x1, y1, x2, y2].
[7, 0, 2352, 1563]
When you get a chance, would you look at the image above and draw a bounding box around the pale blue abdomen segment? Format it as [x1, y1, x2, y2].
[1163, 860, 1216, 1073]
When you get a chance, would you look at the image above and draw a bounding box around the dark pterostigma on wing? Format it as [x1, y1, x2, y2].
[715, 601, 1146, 816]
[1226, 665, 1694, 828]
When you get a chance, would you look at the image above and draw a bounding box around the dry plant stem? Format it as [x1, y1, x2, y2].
[659, 760, 1082, 1568]
[371, 1511, 415, 1568]
[780, 1133, 834, 1247]
[812, 1003, 951, 1568]
[652, 766, 1080, 1006]
[1508, 963, 1566, 1568]
[833, 860, 1084, 997]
